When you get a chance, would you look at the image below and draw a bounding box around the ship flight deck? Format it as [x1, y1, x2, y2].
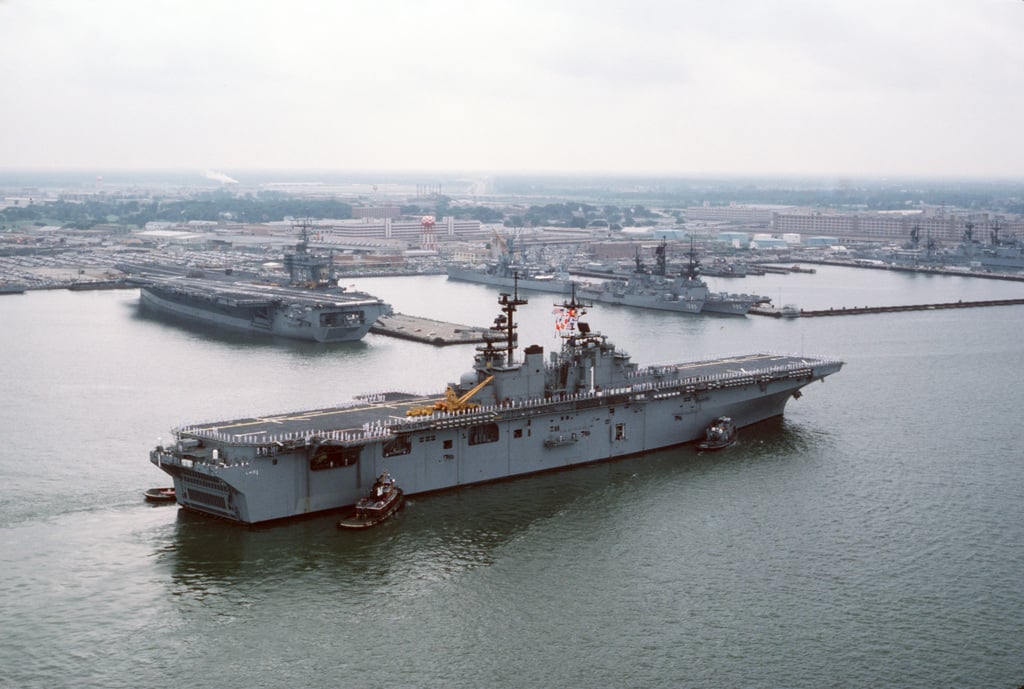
[174, 352, 829, 445]
[131, 275, 385, 309]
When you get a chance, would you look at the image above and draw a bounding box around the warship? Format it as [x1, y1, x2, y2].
[579, 240, 769, 315]
[447, 233, 575, 294]
[883, 220, 1024, 273]
[149, 281, 843, 524]
[125, 227, 390, 342]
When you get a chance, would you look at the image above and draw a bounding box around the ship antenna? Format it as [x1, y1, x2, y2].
[494, 272, 528, 366]
[685, 237, 701, 279]
[554, 282, 593, 352]
[655, 239, 667, 276]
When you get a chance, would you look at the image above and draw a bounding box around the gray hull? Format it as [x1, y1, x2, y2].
[700, 294, 762, 315]
[578, 285, 705, 313]
[581, 284, 763, 316]
[579, 239, 768, 316]
[150, 290, 841, 524]
[151, 353, 842, 524]
[139, 281, 388, 343]
[446, 266, 574, 294]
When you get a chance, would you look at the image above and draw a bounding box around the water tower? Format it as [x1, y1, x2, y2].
[420, 215, 436, 250]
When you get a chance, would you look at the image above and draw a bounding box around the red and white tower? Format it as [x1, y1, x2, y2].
[420, 215, 436, 250]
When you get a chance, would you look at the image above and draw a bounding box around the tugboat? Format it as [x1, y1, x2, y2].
[697, 416, 737, 451]
[144, 487, 177, 502]
[337, 472, 404, 529]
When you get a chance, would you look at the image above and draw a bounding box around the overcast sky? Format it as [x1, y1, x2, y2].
[2, 0, 1022, 178]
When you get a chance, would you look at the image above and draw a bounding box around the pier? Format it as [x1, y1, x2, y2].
[751, 298, 1024, 318]
[370, 313, 492, 345]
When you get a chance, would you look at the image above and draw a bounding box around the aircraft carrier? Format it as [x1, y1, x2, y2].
[123, 225, 390, 342]
[149, 281, 844, 524]
[134, 276, 389, 342]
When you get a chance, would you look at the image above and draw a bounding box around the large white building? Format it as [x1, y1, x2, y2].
[686, 204, 789, 226]
[313, 217, 485, 244]
[772, 210, 1024, 244]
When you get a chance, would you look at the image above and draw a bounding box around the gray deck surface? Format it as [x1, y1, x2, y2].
[370, 312, 492, 345]
[184, 353, 819, 439]
[135, 275, 382, 307]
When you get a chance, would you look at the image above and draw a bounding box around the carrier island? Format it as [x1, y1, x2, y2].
[150, 282, 844, 524]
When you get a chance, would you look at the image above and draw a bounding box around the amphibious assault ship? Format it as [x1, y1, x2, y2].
[149, 281, 843, 524]
[126, 226, 390, 342]
[580, 241, 768, 315]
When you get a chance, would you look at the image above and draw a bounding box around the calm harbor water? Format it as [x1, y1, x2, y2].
[1, 268, 1023, 689]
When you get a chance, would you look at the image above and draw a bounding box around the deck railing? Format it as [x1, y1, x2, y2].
[171, 354, 842, 449]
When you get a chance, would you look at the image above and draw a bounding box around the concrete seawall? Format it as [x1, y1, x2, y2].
[370, 313, 492, 345]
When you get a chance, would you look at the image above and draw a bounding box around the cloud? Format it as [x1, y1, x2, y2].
[2, 0, 1023, 176]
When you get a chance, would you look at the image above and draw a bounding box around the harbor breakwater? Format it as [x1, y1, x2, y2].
[751, 297, 1024, 318]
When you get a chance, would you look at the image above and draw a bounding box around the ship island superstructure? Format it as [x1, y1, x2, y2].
[150, 281, 843, 524]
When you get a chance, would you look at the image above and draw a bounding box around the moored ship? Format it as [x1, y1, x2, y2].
[579, 241, 768, 315]
[446, 262, 574, 294]
[135, 277, 389, 342]
[0, 282, 27, 295]
[124, 224, 390, 342]
[149, 280, 843, 525]
[446, 233, 575, 294]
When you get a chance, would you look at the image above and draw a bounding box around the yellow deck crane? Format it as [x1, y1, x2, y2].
[406, 375, 495, 417]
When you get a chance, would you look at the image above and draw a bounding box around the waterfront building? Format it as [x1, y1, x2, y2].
[686, 204, 789, 226]
[716, 231, 750, 247]
[315, 217, 485, 243]
[806, 236, 839, 246]
[772, 210, 1024, 244]
[352, 206, 401, 220]
[751, 233, 788, 249]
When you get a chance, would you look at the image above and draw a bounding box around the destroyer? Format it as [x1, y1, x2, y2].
[580, 240, 768, 315]
[447, 233, 575, 294]
[126, 226, 390, 342]
[150, 281, 842, 524]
